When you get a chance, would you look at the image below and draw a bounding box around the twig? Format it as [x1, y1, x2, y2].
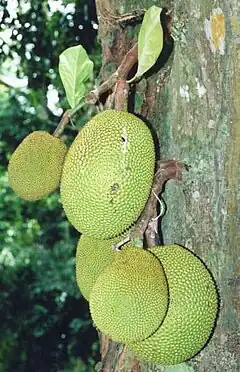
[86, 43, 138, 105]
[53, 110, 71, 138]
[52, 100, 85, 137]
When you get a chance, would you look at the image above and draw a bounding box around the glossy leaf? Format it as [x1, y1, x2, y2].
[128, 6, 163, 83]
[59, 45, 94, 108]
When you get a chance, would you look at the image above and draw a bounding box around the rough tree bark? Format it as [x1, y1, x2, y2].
[94, 0, 240, 371]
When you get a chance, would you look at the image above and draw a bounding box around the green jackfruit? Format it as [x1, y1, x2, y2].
[76, 235, 118, 301]
[8, 131, 67, 200]
[60, 109, 155, 238]
[89, 247, 169, 344]
[128, 245, 218, 365]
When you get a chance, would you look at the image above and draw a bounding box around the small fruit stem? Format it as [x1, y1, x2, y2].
[114, 79, 129, 111]
[53, 110, 70, 138]
[132, 160, 189, 248]
[52, 101, 84, 138]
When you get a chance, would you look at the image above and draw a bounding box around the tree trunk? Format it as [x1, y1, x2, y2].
[94, 0, 239, 371]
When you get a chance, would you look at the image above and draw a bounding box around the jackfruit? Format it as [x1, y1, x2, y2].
[60, 109, 155, 238]
[128, 245, 218, 365]
[76, 235, 119, 301]
[8, 131, 67, 201]
[89, 247, 169, 344]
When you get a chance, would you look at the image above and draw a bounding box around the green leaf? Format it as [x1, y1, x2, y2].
[59, 45, 94, 108]
[128, 6, 163, 83]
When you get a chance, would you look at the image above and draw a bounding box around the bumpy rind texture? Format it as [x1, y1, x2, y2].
[128, 245, 218, 365]
[60, 109, 155, 238]
[89, 247, 169, 344]
[76, 235, 119, 301]
[8, 131, 67, 201]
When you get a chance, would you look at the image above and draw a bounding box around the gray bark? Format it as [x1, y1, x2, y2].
[95, 0, 240, 371]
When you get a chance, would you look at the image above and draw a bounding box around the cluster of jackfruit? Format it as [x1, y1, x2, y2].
[8, 110, 219, 365]
[66, 110, 218, 364]
[77, 240, 218, 365]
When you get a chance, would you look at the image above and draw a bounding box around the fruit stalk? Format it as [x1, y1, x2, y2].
[86, 43, 138, 105]
[53, 99, 86, 138]
[132, 159, 188, 247]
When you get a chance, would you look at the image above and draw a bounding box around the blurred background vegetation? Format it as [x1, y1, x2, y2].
[0, 0, 101, 370]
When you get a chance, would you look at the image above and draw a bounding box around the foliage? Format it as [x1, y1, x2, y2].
[59, 45, 94, 108]
[0, 0, 100, 91]
[0, 234, 99, 371]
[128, 6, 163, 83]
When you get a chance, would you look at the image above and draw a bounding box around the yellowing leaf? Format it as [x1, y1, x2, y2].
[128, 6, 163, 83]
[59, 45, 94, 108]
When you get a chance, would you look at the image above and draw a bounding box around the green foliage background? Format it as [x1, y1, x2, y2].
[0, 0, 101, 370]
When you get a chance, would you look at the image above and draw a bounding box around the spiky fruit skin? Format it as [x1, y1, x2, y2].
[76, 235, 118, 301]
[8, 131, 67, 201]
[89, 247, 169, 344]
[128, 245, 218, 365]
[60, 109, 155, 239]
